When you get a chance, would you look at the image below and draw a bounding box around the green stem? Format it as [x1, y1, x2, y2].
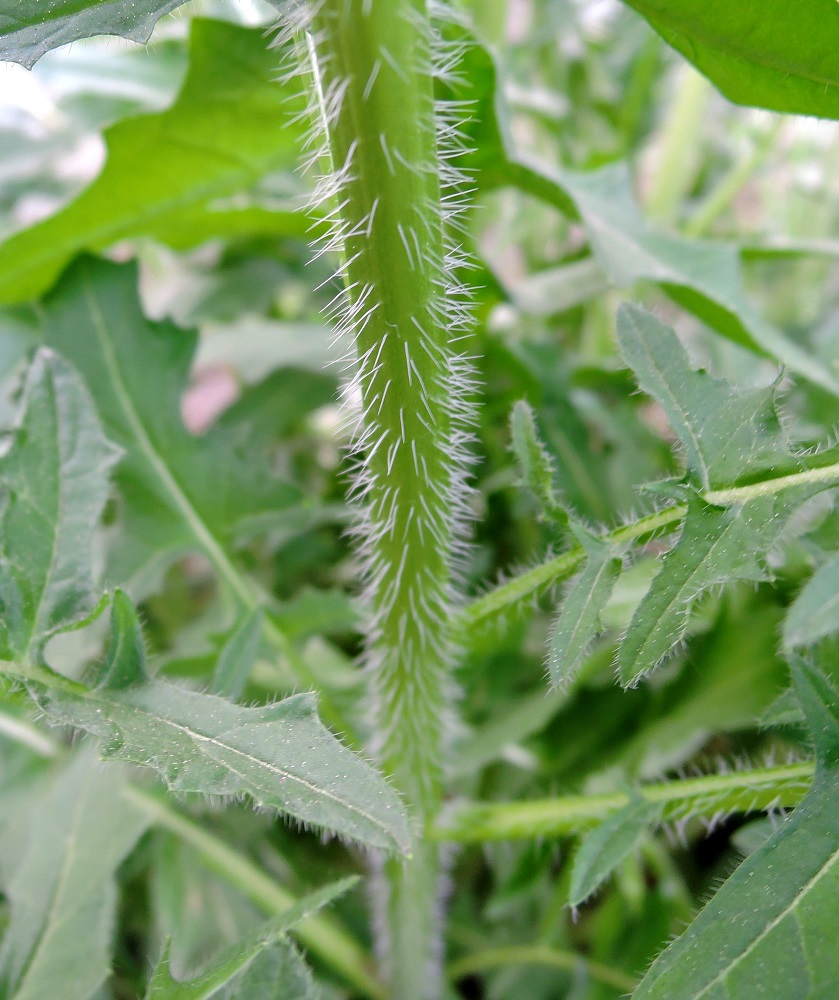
[305, 2, 469, 996]
[124, 785, 386, 1000]
[446, 945, 637, 993]
[432, 762, 813, 843]
[704, 462, 839, 505]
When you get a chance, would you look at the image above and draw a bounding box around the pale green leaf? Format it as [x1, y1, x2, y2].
[29, 256, 304, 594]
[618, 495, 803, 684]
[633, 662, 839, 999]
[0, 19, 308, 305]
[33, 593, 411, 854]
[0, 748, 148, 1000]
[0, 0, 186, 69]
[146, 877, 357, 1000]
[616, 303, 795, 491]
[211, 609, 264, 701]
[783, 552, 839, 649]
[510, 400, 568, 528]
[548, 532, 622, 688]
[0, 348, 119, 663]
[621, 0, 839, 120]
[569, 797, 662, 907]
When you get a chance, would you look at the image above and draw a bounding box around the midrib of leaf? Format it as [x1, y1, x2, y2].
[10, 783, 87, 1000]
[694, 814, 839, 998]
[85, 689, 395, 841]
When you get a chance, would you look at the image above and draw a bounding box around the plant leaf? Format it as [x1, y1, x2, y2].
[616, 303, 796, 490]
[146, 877, 357, 1000]
[211, 609, 264, 701]
[618, 495, 804, 685]
[633, 662, 839, 999]
[621, 0, 839, 120]
[548, 531, 622, 688]
[0, 0, 187, 69]
[30, 256, 304, 595]
[0, 348, 119, 663]
[569, 797, 662, 907]
[0, 18, 308, 305]
[783, 552, 839, 650]
[32, 592, 411, 854]
[0, 748, 148, 1000]
[509, 400, 568, 528]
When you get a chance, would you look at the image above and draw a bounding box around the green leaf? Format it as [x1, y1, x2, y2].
[783, 552, 839, 650]
[33, 594, 411, 854]
[211, 609, 264, 701]
[633, 662, 839, 999]
[30, 256, 304, 596]
[509, 400, 568, 528]
[0, 348, 119, 663]
[618, 495, 803, 685]
[149, 940, 315, 1000]
[548, 531, 622, 688]
[621, 0, 839, 120]
[569, 797, 662, 907]
[0, 0, 187, 69]
[0, 19, 308, 305]
[146, 877, 357, 1000]
[0, 748, 148, 1000]
[616, 303, 795, 491]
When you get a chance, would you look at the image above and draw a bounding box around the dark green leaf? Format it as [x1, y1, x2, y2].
[548, 531, 622, 688]
[0, 749, 148, 1000]
[569, 797, 662, 907]
[784, 553, 839, 650]
[146, 877, 357, 1000]
[0, 348, 119, 663]
[510, 400, 568, 528]
[0, 0, 187, 69]
[0, 19, 308, 305]
[30, 257, 304, 595]
[34, 595, 411, 854]
[633, 663, 839, 999]
[621, 0, 839, 120]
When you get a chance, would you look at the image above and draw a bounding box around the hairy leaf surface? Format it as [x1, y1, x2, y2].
[633, 662, 839, 999]
[0, 19, 307, 305]
[31, 257, 304, 594]
[621, 0, 839, 120]
[146, 877, 356, 1000]
[0, 348, 119, 663]
[0, 749, 148, 1000]
[33, 593, 411, 854]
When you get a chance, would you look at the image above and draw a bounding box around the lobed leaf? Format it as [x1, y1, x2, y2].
[633, 661, 839, 999]
[32, 592, 411, 854]
[0, 348, 119, 663]
[0, 749, 148, 1000]
[0, 0, 186, 69]
[615, 303, 796, 491]
[146, 877, 357, 1000]
[0, 19, 308, 305]
[548, 530, 622, 688]
[29, 256, 304, 595]
[621, 0, 839, 121]
[569, 797, 662, 907]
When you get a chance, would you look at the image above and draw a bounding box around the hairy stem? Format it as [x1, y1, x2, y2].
[303, 2, 471, 995]
[432, 761, 813, 842]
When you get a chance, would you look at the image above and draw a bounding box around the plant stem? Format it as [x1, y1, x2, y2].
[124, 785, 386, 1000]
[304, 2, 470, 995]
[704, 462, 839, 505]
[447, 945, 637, 993]
[432, 762, 813, 842]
